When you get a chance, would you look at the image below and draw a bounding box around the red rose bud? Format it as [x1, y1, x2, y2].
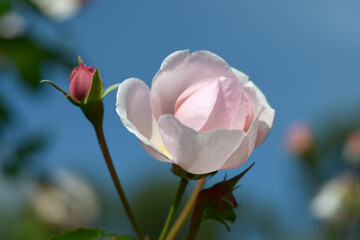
[40, 57, 117, 128]
[197, 180, 238, 214]
[186, 163, 254, 239]
[69, 63, 95, 102]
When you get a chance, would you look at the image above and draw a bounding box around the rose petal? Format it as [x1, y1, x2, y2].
[221, 107, 261, 169]
[229, 90, 247, 130]
[231, 67, 249, 85]
[174, 78, 215, 113]
[174, 78, 220, 131]
[116, 78, 171, 162]
[201, 77, 241, 131]
[158, 114, 245, 174]
[229, 86, 258, 132]
[243, 87, 260, 132]
[221, 137, 249, 169]
[244, 81, 275, 147]
[151, 50, 237, 120]
[175, 77, 241, 132]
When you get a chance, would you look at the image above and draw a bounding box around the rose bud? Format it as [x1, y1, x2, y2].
[116, 50, 275, 175]
[69, 62, 95, 102]
[41, 57, 119, 127]
[187, 163, 254, 239]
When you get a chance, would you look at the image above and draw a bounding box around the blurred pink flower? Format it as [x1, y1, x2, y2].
[69, 62, 95, 102]
[285, 121, 314, 156]
[116, 50, 275, 174]
[344, 130, 360, 163]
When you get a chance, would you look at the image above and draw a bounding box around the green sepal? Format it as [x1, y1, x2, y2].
[40, 80, 80, 106]
[202, 198, 236, 232]
[77, 55, 83, 65]
[223, 162, 255, 190]
[85, 69, 103, 104]
[49, 227, 135, 240]
[195, 163, 255, 232]
[102, 83, 121, 99]
[171, 163, 217, 180]
[81, 101, 104, 128]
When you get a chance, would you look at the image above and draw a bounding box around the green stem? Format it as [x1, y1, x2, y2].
[159, 177, 189, 240]
[94, 125, 143, 240]
[166, 177, 206, 240]
[185, 204, 203, 240]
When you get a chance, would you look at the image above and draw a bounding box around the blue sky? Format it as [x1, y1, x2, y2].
[4, 0, 360, 238]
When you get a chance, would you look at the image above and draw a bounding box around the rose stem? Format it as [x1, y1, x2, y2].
[165, 177, 206, 240]
[94, 125, 143, 240]
[159, 177, 189, 240]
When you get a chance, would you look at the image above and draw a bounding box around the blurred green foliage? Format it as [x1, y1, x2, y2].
[0, 0, 73, 177]
[0, 1, 77, 238]
[0, 36, 73, 88]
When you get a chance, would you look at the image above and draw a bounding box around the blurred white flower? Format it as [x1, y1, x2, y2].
[311, 173, 359, 222]
[0, 12, 27, 39]
[30, 0, 86, 22]
[311, 178, 343, 220]
[30, 169, 100, 227]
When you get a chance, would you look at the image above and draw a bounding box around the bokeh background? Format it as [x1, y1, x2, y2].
[1, 0, 360, 239]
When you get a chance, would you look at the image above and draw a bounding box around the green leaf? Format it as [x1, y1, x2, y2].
[0, 37, 73, 89]
[102, 83, 121, 99]
[49, 227, 135, 240]
[85, 69, 103, 104]
[40, 80, 80, 106]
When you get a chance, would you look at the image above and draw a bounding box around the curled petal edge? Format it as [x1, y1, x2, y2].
[244, 80, 275, 147]
[116, 78, 171, 163]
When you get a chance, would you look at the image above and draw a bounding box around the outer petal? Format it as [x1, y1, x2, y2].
[158, 114, 245, 174]
[116, 78, 171, 162]
[231, 67, 249, 85]
[222, 85, 266, 169]
[244, 81, 275, 147]
[229, 85, 259, 132]
[221, 108, 261, 169]
[151, 50, 237, 120]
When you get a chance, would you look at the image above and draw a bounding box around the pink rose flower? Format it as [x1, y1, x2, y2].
[69, 62, 95, 102]
[116, 50, 275, 174]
